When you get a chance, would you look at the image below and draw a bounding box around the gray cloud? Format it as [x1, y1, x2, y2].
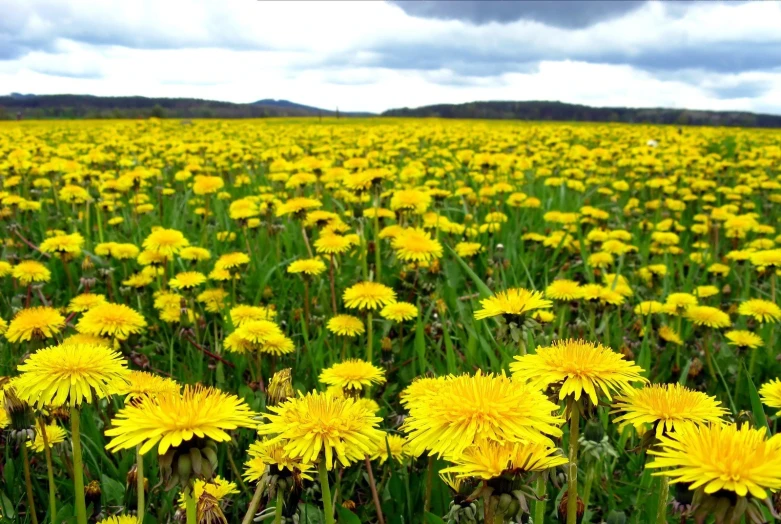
[388, 0, 648, 28]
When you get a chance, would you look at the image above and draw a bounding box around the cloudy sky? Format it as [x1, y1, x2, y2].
[2, 0, 781, 114]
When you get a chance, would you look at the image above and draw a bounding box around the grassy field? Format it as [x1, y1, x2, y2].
[1, 117, 781, 524]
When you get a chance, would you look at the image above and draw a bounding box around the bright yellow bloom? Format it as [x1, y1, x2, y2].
[440, 439, 568, 480]
[67, 293, 107, 313]
[738, 299, 781, 324]
[327, 315, 365, 337]
[177, 476, 237, 509]
[315, 234, 352, 255]
[230, 305, 276, 326]
[169, 271, 207, 290]
[13, 343, 129, 407]
[287, 257, 327, 276]
[401, 371, 564, 458]
[5, 307, 65, 343]
[257, 390, 384, 469]
[759, 378, 781, 416]
[214, 252, 250, 271]
[380, 301, 418, 322]
[511, 339, 646, 405]
[243, 439, 314, 483]
[725, 330, 763, 349]
[40, 232, 85, 256]
[392, 228, 443, 263]
[343, 282, 397, 310]
[12, 260, 51, 285]
[142, 228, 189, 258]
[77, 303, 147, 341]
[648, 424, 781, 499]
[612, 384, 726, 437]
[105, 385, 257, 455]
[454, 242, 483, 258]
[545, 280, 583, 301]
[684, 305, 731, 328]
[27, 422, 67, 452]
[319, 359, 386, 391]
[116, 371, 179, 401]
[473, 288, 551, 320]
[371, 433, 408, 464]
[96, 516, 139, 524]
[658, 325, 683, 346]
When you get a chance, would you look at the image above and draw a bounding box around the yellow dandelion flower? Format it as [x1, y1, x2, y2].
[40, 232, 85, 256]
[116, 371, 179, 401]
[77, 303, 147, 341]
[177, 476, 237, 509]
[12, 260, 51, 285]
[105, 385, 257, 455]
[257, 390, 384, 469]
[658, 325, 683, 346]
[511, 339, 647, 405]
[287, 258, 327, 276]
[5, 307, 65, 343]
[454, 242, 483, 258]
[391, 228, 443, 263]
[401, 371, 564, 458]
[473, 288, 552, 320]
[343, 282, 397, 311]
[738, 299, 781, 323]
[612, 384, 726, 437]
[169, 271, 207, 290]
[13, 343, 129, 407]
[259, 333, 296, 356]
[142, 228, 189, 258]
[685, 305, 731, 328]
[27, 422, 67, 453]
[96, 516, 139, 524]
[647, 423, 781, 499]
[319, 359, 386, 391]
[371, 434, 408, 464]
[197, 288, 229, 313]
[380, 301, 418, 322]
[67, 293, 107, 313]
[243, 439, 314, 483]
[440, 439, 568, 480]
[327, 315, 365, 337]
[214, 252, 250, 271]
[315, 234, 352, 255]
[179, 246, 211, 262]
[545, 280, 583, 301]
[759, 379, 781, 416]
[230, 305, 276, 326]
[725, 330, 763, 349]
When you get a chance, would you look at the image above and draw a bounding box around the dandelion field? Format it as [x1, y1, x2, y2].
[1, 117, 781, 524]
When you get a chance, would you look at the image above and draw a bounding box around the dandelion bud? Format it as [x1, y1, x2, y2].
[85, 480, 102, 516]
[81, 256, 94, 272]
[380, 337, 392, 352]
[197, 491, 227, 524]
[267, 369, 294, 406]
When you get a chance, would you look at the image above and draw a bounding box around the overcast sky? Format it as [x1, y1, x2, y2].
[2, 0, 781, 114]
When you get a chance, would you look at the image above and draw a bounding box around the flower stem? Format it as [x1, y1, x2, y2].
[534, 476, 547, 524]
[367, 311, 374, 363]
[41, 421, 57, 522]
[424, 455, 434, 514]
[656, 474, 669, 524]
[318, 458, 336, 524]
[365, 457, 386, 524]
[373, 192, 382, 282]
[136, 444, 145, 523]
[22, 443, 39, 524]
[71, 407, 88, 524]
[329, 254, 338, 315]
[274, 487, 284, 524]
[185, 487, 196, 524]
[567, 397, 581, 524]
[241, 477, 267, 524]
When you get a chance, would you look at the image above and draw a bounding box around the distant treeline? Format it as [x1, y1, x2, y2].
[3, 95, 781, 127]
[382, 101, 781, 128]
[0, 95, 338, 120]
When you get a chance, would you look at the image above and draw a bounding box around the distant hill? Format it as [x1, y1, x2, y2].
[0, 94, 371, 120]
[383, 100, 781, 128]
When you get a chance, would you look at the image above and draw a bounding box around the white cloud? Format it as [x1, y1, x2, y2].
[1, 0, 781, 113]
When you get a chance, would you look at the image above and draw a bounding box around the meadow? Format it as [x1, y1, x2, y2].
[1, 117, 781, 524]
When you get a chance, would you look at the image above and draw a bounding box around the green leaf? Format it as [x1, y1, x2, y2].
[0, 491, 15, 519]
[336, 506, 362, 524]
[425, 511, 447, 524]
[677, 359, 692, 385]
[743, 361, 769, 431]
[442, 316, 457, 375]
[101, 474, 126, 506]
[447, 246, 492, 298]
[415, 309, 429, 373]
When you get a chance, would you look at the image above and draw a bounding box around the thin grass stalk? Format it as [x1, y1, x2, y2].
[22, 443, 39, 524]
[70, 407, 88, 524]
[136, 444, 145, 523]
[424, 455, 434, 514]
[40, 420, 57, 521]
[656, 473, 669, 524]
[366, 311, 374, 363]
[365, 457, 386, 524]
[567, 397, 581, 524]
[241, 478, 267, 524]
[329, 253, 337, 315]
[274, 487, 284, 524]
[318, 459, 336, 524]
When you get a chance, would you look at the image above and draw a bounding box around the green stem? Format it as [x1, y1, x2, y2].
[558, 304, 567, 339]
[274, 487, 284, 524]
[318, 459, 336, 524]
[656, 474, 669, 524]
[41, 422, 57, 522]
[534, 476, 547, 524]
[136, 445, 145, 523]
[22, 443, 39, 524]
[241, 478, 266, 524]
[373, 192, 381, 282]
[367, 311, 374, 363]
[424, 455, 434, 515]
[185, 488, 197, 524]
[582, 463, 595, 512]
[567, 397, 581, 524]
[71, 407, 88, 524]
